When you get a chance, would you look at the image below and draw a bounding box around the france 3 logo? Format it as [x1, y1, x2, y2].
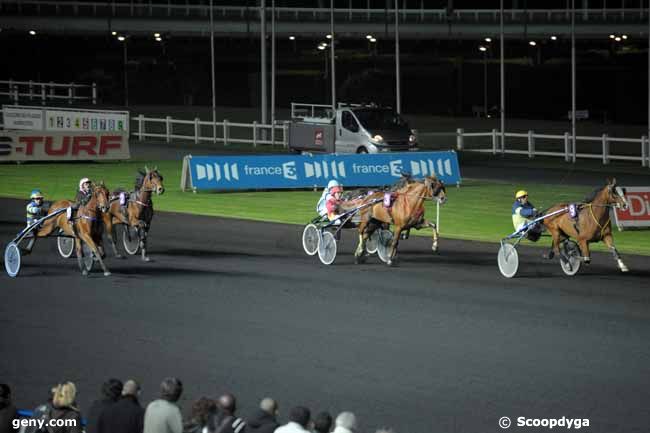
[195, 162, 239, 182]
[303, 160, 346, 179]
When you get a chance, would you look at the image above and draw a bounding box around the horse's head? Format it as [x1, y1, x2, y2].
[606, 178, 627, 210]
[142, 166, 165, 195]
[425, 176, 447, 205]
[93, 181, 110, 213]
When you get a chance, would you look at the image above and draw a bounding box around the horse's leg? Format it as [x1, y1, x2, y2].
[139, 223, 150, 262]
[421, 219, 439, 253]
[603, 233, 629, 272]
[75, 237, 86, 276]
[387, 226, 402, 267]
[548, 228, 562, 261]
[577, 238, 591, 264]
[105, 214, 123, 258]
[354, 221, 368, 264]
[79, 231, 111, 277]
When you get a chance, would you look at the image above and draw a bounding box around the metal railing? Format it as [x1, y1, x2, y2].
[0, 80, 97, 105]
[0, 1, 646, 24]
[131, 114, 288, 147]
[448, 128, 650, 167]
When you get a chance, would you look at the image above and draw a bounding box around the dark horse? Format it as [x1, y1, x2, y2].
[36, 182, 112, 276]
[102, 166, 165, 261]
[542, 178, 629, 272]
[352, 175, 447, 266]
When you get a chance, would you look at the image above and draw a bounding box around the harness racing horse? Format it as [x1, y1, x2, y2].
[353, 175, 447, 266]
[102, 167, 165, 261]
[36, 182, 112, 276]
[542, 178, 629, 272]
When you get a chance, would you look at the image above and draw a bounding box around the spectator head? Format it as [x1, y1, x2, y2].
[259, 398, 278, 416]
[217, 393, 237, 415]
[160, 377, 183, 402]
[0, 384, 11, 408]
[335, 412, 357, 432]
[190, 397, 217, 426]
[289, 406, 310, 428]
[101, 378, 123, 401]
[313, 411, 333, 433]
[122, 380, 140, 397]
[52, 382, 77, 408]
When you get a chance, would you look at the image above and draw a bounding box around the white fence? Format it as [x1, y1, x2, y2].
[131, 114, 288, 147]
[0, 80, 97, 105]
[448, 128, 650, 167]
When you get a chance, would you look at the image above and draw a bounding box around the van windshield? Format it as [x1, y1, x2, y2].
[353, 109, 407, 130]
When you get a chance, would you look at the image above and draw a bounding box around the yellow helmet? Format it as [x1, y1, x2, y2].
[515, 190, 528, 199]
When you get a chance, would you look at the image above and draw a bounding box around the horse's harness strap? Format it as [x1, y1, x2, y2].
[587, 203, 611, 238]
[136, 200, 150, 207]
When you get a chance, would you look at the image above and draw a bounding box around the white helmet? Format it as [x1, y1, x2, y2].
[327, 179, 341, 190]
[79, 177, 91, 191]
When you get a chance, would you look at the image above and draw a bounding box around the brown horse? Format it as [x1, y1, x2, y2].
[37, 182, 112, 276]
[542, 178, 629, 272]
[353, 175, 447, 266]
[102, 167, 165, 261]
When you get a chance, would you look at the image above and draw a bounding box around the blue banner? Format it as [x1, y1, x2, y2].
[187, 151, 461, 190]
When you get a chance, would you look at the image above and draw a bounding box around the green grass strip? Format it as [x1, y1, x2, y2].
[1, 160, 648, 255]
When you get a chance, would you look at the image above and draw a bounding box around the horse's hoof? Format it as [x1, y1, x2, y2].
[544, 251, 555, 260]
[354, 255, 366, 265]
[143, 256, 151, 262]
[82, 270, 88, 276]
[620, 265, 629, 273]
[116, 254, 125, 259]
[387, 259, 398, 267]
[104, 271, 111, 277]
[583, 257, 591, 264]
[432, 246, 439, 254]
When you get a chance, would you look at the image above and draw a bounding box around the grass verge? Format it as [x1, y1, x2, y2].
[1, 160, 648, 255]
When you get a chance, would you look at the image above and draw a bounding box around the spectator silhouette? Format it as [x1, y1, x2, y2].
[274, 406, 311, 433]
[208, 393, 245, 433]
[312, 412, 332, 433]
[0, 384, 18, 433]
[144, 377, 183, 433]
[47, 382, 82, 433]
[87, 378, 123, 433]
[245, 398, 279, 433]
[332, 412, 356, 433]
[183, 397, 216, 433]
[98, 379, 144, 433]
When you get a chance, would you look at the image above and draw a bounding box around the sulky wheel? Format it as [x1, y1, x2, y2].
[497, 243, 519, 278]
[122, 225, 140, 255]
[317, 230, 337, 265]
[302, 223, 320, 256]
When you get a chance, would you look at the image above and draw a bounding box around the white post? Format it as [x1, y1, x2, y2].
[166, 116, 172, 143]
[253, 121, 258, 147]
[602, 133, 609, 164]
[40, 84, 46, 105]
[573, 133, 577, 163]
[49, 81, 55, 100]
[68, 83, 74, 104]
[492, 128, 498, 154]
[92, 82, 97, 104]
[223, 119, 229, 145]
[28, 80, 33, 100]
[564, 132, 570, 162]
[436, 199, 440, 234]
[528, 130, 535, 158]
[138, 114, 144, 141]
[641, 135, 647, 167]
[194, 118, 200, 144]
[456, 128, 464, 150]
[12, 85, 18, 105]
[283, 121, 289, 148]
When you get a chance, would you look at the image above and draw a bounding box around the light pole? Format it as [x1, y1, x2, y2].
[118, 35, 128, 106]
[479, 46, 488, 117]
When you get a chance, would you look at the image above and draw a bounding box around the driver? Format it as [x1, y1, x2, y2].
[326, 184, 344, 222]
[512, 190, 542, 241]
[68, 177, 92, 222]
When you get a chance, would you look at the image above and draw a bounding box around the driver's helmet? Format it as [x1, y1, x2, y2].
[515, 190, 528, 199]
[30, 189, 44, 199]
[327, 179, 341, 191]
[79, 177, 91, 192]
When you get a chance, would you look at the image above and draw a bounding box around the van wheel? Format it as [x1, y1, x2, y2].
[357, 147, 368, 154]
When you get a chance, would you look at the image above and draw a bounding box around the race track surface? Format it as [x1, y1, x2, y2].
[1, 198, 650, 433]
